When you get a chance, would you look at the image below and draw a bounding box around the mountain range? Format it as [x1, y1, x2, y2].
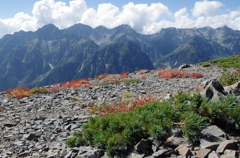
[0, 23, 239, 91]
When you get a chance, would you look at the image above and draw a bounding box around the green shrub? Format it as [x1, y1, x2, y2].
[199, 94, 240, 129]
[65, 131, 86, 147]
[30, 87, 48, 94]
[179, 111, 208, 144]
[67, 91, 240, 156]
[170, 90, 203, 113]
[67, 100, 208, 156]
[200, 62, 210, 67]
[68, 97, 81, 101]
[200, 55, 240, 69]
[220, 69, 240, 86]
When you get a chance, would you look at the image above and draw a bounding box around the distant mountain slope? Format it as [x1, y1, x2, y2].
[0, 23, 240, 90]
[75, 42, 155, 78]
[155, 36, 232, 67]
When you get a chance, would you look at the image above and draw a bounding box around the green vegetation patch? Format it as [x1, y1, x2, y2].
[30, 87, 48, 94]
[220, 69, 240, 86]
[66, 91, 240, 156]
[200, 55, 240, 69]
[94, 82, 110, 86]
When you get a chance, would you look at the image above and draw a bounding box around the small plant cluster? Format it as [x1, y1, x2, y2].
[67, 91, 240, 156]
[120, 72, 129, 78]
[158, 70, 203, 80]
[57, 78, 92, 89]
[30, 87, 48, 94]
[88, 95, 158, 117]
[96, 74, 114, 79]
[220, 69, 240, 86]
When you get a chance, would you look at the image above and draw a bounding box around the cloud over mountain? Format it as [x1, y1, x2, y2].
[0, 0, 240, 38]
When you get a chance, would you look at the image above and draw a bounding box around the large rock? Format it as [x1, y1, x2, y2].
[216, 140, 239, 154]
[200, 79, 228, 101]
[224, 81, 240, 96]
[201, 125, 226, 138]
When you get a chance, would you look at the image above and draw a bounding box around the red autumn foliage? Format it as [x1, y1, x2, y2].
[61, 78, 91, 89]
[59, 81, 69, 86]
[158, 70, 203, 80]
[134, 69, 148, 73]
[141, 76, 147, 79]
[66, 80, 81, 88]
[89, 95, 158, 117]
[48, 87, 60, 92]
[120, 72, 129, 78]
[189, 73, 203, 78]
[96, 74, 110, 79]
[5, 87, 31, 98]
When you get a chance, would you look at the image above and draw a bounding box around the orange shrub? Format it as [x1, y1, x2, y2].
[96, 74, 110, 79]
[135, 69, 148, 73]
[189, 73, 203, 78]
[5, 87, 31, 98]
[158, 70, 187, 79]
[48, 87, 60, 92]
[66, 80, 81, 89]
[89, 95, 158, 117]
[59, 81, 69, 86]
[158, 70, 203, 79]
[120, 72, 129, 78]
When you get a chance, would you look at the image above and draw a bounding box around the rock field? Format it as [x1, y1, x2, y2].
[0, 65, 239, 158]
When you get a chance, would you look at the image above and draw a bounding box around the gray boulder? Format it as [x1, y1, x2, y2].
[178, 64, 192, 70]
[224, 81, 240, 96]
[200, 79, 228, 101]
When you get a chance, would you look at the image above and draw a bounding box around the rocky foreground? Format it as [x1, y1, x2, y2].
[0, 65, 239, 158]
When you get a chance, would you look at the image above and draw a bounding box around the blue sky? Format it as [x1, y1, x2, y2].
[0, 0, 240, 38]
[1, 0, 239, 19]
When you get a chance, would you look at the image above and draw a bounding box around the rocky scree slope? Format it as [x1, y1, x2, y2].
[0, 65, 239, 157]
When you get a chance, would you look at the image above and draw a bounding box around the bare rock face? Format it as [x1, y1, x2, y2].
[200, 79, 228, 101]
[224, 81, 240, 96]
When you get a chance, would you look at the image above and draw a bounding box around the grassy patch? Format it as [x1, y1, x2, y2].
[120, 79, 140, 84]
[200, 55, 240, 69]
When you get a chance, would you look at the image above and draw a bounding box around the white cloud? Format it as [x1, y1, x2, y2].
[0, 0, 240, 38]
[173, 8, 195, 28]
[80, 3, 120, 28]
[195, 10, 240, 29]
[192, 0, 224, 17]
[80, 2, 171, 34]
[32, 0, 87, 28]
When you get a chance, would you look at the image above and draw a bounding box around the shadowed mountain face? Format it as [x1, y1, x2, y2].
[0, 23, 239, 90]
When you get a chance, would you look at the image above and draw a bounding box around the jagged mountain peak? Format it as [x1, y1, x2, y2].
[0, 23, 239, 90]
[36, 23, 59, 32]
